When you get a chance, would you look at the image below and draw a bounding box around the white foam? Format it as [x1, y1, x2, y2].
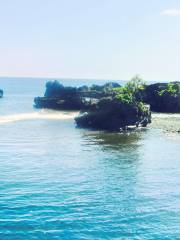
[152, 113, 180, 119]
[0, 110, 79, 124]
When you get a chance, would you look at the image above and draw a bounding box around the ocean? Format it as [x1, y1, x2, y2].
[0, 77, 180, 239]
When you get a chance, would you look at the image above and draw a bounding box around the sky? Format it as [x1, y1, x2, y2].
[0, 0, 180, 82]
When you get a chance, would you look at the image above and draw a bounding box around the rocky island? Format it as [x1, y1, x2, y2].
[34, 77, 151, 131]
[34, 77, 180, 130]
[34, 81, 121, 110]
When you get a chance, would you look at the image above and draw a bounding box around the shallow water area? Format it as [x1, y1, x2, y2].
[150, 112, 180, 135]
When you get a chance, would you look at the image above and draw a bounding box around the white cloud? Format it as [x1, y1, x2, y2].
[161, 8, 180, 16]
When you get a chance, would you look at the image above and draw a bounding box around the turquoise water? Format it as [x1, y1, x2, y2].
[0, 78, 180, 239]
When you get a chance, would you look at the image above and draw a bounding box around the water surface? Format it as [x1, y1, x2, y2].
[0, 77, 180, 239]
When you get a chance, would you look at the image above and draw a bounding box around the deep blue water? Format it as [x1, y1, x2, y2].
[0, 77, 180, 239]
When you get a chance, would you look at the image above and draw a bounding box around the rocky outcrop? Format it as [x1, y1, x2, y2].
[34, 97, 84, 110]
[34, 80, 151, 131]
[143, 82, 180, 113]
[34, 81, 84, 110]
[34, 81, 120, 110]
[75, 97, 151, 131]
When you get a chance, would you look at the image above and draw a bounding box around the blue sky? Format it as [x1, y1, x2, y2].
[0, 0, 180, 81]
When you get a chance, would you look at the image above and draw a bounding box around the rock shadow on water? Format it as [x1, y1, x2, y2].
[81, 128, 147, 152]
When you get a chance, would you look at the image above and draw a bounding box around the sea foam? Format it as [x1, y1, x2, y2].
[0, 110, 79, 124]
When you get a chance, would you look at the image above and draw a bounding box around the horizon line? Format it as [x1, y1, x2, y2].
[0, 75, 170, 83]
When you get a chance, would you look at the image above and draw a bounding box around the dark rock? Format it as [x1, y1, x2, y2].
[34, 96, 84, 110]
[34, 80, 152, 131]
[143, 82, 180, 113]
[75, 97, 151, 131]
[34, 81, 121, 110]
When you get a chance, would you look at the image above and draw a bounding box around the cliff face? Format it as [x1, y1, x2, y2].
[143, 82, 180, 113]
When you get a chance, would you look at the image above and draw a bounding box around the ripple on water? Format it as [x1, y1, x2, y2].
[0, 112, 179, 239]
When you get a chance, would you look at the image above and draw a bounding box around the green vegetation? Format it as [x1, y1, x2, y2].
[75, 76, 151, 130]
[114, 75, 146, 107]
[137, 101, 149, 113]
[35, 77, 180, 118]
[158, 83, 180, 96]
